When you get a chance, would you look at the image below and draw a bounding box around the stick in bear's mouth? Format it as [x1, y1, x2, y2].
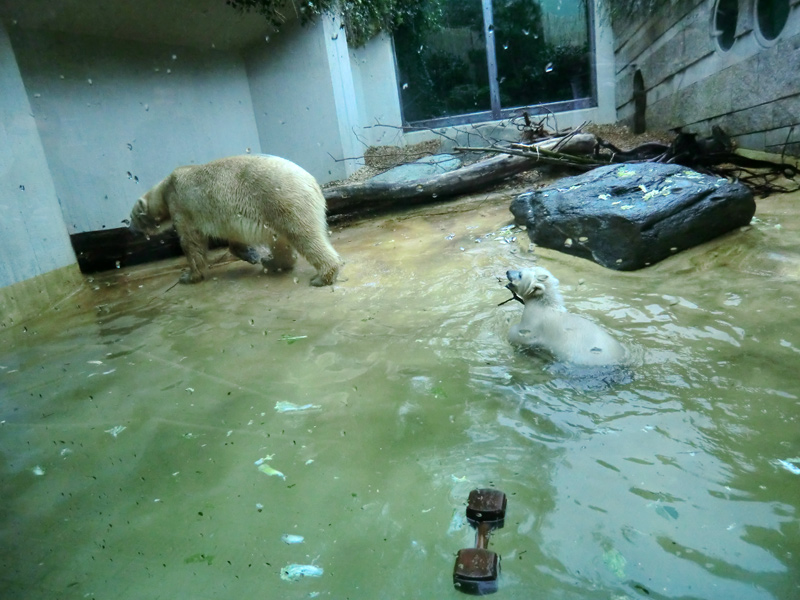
[498, 285, 525, 306]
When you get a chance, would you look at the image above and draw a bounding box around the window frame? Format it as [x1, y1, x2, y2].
[395, 0, 597, 130]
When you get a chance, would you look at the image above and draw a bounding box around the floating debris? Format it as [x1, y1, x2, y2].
[447, 508, 466, 533]
[184, 553, 214, 565]
[775, 458, 800, 475]
[275, 401, 321, 413]
[257, 464, 286, 479]
[32, 465, 45, 476]
[649, 502, 679, 520]
[280, 334, 308, 344]
[281, 534, 305, 544]
[280, 564, 323, 582]
[255, 455, 286, 480]
[602, 548, 627, 579]
[105, 425, 126, 438]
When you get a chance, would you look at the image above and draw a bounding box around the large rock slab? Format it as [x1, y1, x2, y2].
[368, 153, 462, 184]
[510, 163, 756, 270]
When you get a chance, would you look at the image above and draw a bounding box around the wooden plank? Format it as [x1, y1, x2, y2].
[70, 227, 183, 274]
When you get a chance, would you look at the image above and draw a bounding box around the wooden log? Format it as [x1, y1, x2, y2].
[323, 153, 538, 215]
[512, 132, 597, 155]
[70, 227, 183, 274]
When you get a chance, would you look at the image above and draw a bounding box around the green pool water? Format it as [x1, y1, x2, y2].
[1, 192, 799, 599]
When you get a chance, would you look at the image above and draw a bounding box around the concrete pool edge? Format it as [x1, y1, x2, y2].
[0, 264, 85, 329]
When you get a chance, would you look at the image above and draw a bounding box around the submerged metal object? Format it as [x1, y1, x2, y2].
[453, 488, 507, 595]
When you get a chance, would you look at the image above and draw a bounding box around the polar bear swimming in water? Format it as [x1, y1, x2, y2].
[505, 266, 628, 367]
[129, 154, 342, 286]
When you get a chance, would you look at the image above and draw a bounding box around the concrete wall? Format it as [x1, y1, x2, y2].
[245, 17, 355, 183]
[0, 21, 76, 289]
[614, 0, 800, 155]
[591, 0, 618, 124]
[10, 29, 262, 234]
[349, 33, 404, 147]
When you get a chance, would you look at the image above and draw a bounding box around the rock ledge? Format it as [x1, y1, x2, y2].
[510, 163, 756, 270]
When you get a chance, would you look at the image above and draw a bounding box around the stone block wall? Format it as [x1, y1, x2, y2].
[613, 0, 800, 155]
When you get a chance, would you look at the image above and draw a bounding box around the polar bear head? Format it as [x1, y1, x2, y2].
[129, 175, 172, 235]
[506, 266, 564, 308]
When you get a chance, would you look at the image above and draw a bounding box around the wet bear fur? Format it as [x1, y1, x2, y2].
[505, 266, 628, 366]
[129, 154, 342, 286]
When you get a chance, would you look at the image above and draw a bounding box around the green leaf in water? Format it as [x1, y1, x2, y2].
[255, 455, 286, 479]
[602, 548, 627, 579]
[280, 334, 308, 345]
[258, 463, 285, 478]
[184, 553, 214, 565]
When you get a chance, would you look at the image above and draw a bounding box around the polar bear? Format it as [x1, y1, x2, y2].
[505, 267, 628, 366]
[129, 154, 342, 286]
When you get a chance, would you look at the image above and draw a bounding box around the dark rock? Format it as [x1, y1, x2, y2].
[510, 163, 756, 270]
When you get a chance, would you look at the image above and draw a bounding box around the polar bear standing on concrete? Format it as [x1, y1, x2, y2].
[505, 266, 628, 366]
[129, 155, 342, 286]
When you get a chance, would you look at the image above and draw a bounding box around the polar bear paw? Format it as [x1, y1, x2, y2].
[179, 270, 204, 284]
[310, 265, 340, 287]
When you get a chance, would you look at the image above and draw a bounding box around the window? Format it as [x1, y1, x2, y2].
[713, 0, 739, 52]
[393, 0, 593, 127]
[755, 0, 790, 42]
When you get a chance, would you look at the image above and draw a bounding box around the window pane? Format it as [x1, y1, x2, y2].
[494, 0, 592, 109]
[394, 0, 491, 123]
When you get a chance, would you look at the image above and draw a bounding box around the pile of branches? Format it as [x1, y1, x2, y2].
[464, 121, 799, 197]
[323, 118, 797, 217]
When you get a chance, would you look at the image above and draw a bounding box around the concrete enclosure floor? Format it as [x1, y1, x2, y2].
[2, 189, 800, 599]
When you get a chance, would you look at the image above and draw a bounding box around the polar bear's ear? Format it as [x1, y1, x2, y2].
[530, 282, 546, 297]
[134, 197, 148, 215]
